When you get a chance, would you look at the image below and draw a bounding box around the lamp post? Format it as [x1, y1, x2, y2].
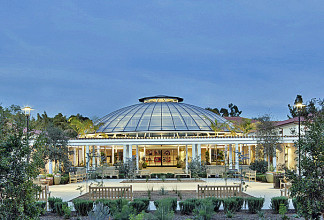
[293, 95, 305, 176]
[22, 106, 33, 163]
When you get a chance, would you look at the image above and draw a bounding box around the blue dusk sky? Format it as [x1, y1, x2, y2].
[0, 1, 323, 121]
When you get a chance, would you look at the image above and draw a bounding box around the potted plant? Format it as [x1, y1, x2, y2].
[46, 174, 54, 186]
[54, 173, 62, 185]
[266, 165, 275, 183]
[142, 157, 147, 169]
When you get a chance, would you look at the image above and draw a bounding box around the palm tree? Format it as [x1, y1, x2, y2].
[68, 117, 102, 137]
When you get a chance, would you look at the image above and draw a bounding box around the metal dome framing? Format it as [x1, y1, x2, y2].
[97, 97, 231, 133]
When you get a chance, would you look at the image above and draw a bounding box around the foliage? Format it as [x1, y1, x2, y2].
[152, 199, 175, 220]
[188, 156, 207, 178]
[255, 115, 282, 169]
[48, 197, 63, 212]
[245, 197, 264, 214]
[130, 198, 150, 214]
[204, 197, 222, 212]
[206, 103, 242, 117]
[54, 201, 68, 216]
[225, 210, 234, 218]
[44, 124, 71, 174]
[113, 205, 136, 220]
[117, 158, 137, 180]
[60, 173, 70, 184]
[287, 95, 319, 119]
[222, 197, 244, 213]
[154, 198, 177, 212]
[35, 201, 46, 215]
[63, 205, 72, 219]
[0, 105, 46, 219]
[279, 203, 289, 220]
[88, 202, 111, 220]
[179, 198, 201, 215]
[286, 100, 324, 219]
[249, 160, 268, 174]
[256, 174, 267, 182]
[73, 199, 94, 216]
[270, 196, 288, 214]
[193, 199, 214, 220]
[68, 116, 101, 138]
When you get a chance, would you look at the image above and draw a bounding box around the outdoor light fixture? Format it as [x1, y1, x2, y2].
[293, 95, 306, 176]
[22, 106, 33, 116]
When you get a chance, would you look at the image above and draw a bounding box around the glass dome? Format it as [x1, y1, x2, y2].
[97, 95, 231, 133]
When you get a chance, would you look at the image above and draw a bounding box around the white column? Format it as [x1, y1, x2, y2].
[273, 150, 277, 172]
[229, 144, 233, 169]
[129, 144, 133, 160]
[185, 145, 188, 173]
[91, 146, 96, 168]
[86, 145, 90, 171]
[235, 143, 239, 170]
[112, 146, 115, 165]
[248, 145, 251, 164]
[48, 160, 53, 174]
[192, 144, 196, 159]
[136, 145, 139, 170]
[97, 146, 100, 166]
[177, 145, 179, 157]
[197, 144, 201, 163]
[209, 145, 212, 164]
[73, 148, 77, 166]
[144, 146, 146, 158]
[123, 144, 127, 162]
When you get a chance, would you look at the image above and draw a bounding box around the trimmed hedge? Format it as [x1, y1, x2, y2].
[154, 198, 177, 212]
[203, 197, 222, 212]
[222, 197, 244, 213]
[48, 197, 63, 212]
[270, 196, 289, 214]
[245, 197, 264, 213]
[73, 199, 94, 216]
[130, 198, 149, 214]
[54, 202, 68, 216]
[179, 198, 201, 215]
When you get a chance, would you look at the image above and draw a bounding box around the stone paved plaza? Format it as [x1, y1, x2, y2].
[49, 178, 294, 210]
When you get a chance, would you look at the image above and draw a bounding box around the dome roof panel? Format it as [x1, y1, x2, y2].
[97, 96, 232, 133]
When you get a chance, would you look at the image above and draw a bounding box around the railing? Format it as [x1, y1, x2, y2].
[197, 184, 241, 198]
[89, 186, 133, 200]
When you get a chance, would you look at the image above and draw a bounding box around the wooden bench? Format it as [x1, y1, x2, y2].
[206, 166, 224, 178]
[197, 184, 242, 198]
[136, 170, 151, 178]
[89, 186, 133, 201]
[69, 168, 87, 183]
[174, 170, 191, 178]
[280, 183, 291, 198]
[244, 170, 256, 182]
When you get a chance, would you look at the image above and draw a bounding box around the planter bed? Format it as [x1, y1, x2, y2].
[120, 179, 205, 183]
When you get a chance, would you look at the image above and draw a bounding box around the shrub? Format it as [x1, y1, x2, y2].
[256, 174, 267, 182]
[88, 202, 110, 220]
[204, 197, 222, 212]
[130, 198, 149, 214]
[179, 198, 201, 215]
[270, 196, 288, 214]
[113, 205, 136, 220]
[249, 160, 267, 174]
[60, 174, 69, 184]
[292, 198, 298, 213]
[35, 201, 46, 215]
[63, 205, 72, 219]
[222, 197, 244, 213]
[54, 202, 68, 216]
[153, 199, 174, 220]
[48, 197, 63, 212]
[73, 199, 94, 216]
[193, 199, 214, 220]
[154, 198, 177, 212]
[245, 197, 264, 214]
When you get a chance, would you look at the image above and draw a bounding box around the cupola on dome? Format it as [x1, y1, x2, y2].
[97, 95, 231, 133]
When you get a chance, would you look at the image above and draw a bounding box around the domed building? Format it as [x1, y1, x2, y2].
[67, 95, 298, 173]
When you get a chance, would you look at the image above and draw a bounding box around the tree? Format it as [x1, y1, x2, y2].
[255, 115, 282, 170]
[288, 95, 319, 119]
[0, 105, 45, 219]
[286, 100, 324, 219]
[44, 125, 70, 173]
[206, 103, 242, 117]
[229, 103, 242, 117]
[68, 116, 102, 137]
[235, 118, 256, 135]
